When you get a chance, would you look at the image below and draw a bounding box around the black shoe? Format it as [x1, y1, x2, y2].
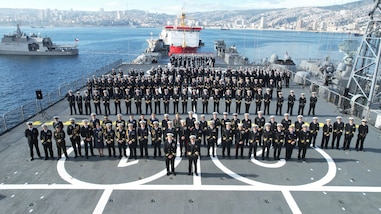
[188, 172, 192, 176]
[45, 158, 48, 160]
[30, 158, 34, 161]
[195, 172, 198, 176]
[167, 172, 171, 176]
[173, 172, 176, 176]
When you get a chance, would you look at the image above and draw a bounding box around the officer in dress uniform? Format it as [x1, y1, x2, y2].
[235, 123, 245, 159]
[83, 90, 92, 115]
[355, 119, 368, 151]
[222, 122, 234, 158]
[163, 89, 171, 114]
[235, 89, 243, 114]
[52, 116, 64, 130]
[93, 90, 102, 115]
[281, 113, 292, 131]
[273, 124, 284, 160]
[263, 88, 272, 115]
[153, 88, 162, 114]
[93, 122, 105, 157]
[164, 133, 177, 176]
[276, 92, 284, 116]
[321, 119, 333, 149]
[54, 125, 68, 160]
[67, 118, 82, 158]
[151, 121, 162, 158]
[309, 117, 320, 147]
[343, 117, 356, 151]
[225, 89, 233, 114]
[294, 115, 304, 140]
[116, 123, 127, 158]
[297, 124, 310, 161]
[186, 111, 196, 131]
[114, 88, 122, 115]
[262, 123, 273, 160]
[67, 90, 77, 115]
[127, 123, 137, 159]
[198, 115, 207, 146]
[124, 88, 132, 115]
[192, 121, 203, 156]
[179, 119, 189, 157]
[104, 123, 116, 158]
[101, 90, 110, 115]
[80, 119, 94, 159]
[191, 89, 199, 113]
[254, 111, 266, 146]
[40, 124, 54, 160]
[284, 125, 297, 160]
[242, 113, 252, 146]
[255, 88, 263, 113]
[298, 93, 307, 116]
[172, 88, 180, 114]
[134, 89, 142, 115]
[25, 122, 41, 161]
[144, 88, 152, 115]
[75, 91, 83, 115]
[308, 92, 318, 116]
[206, 121, 218, 157]
[332, 116, 344, 149]
[188, 135, 200, 176]
[248, 124, 261, 159]
[138, 121, 149, 158]
[269, 115, 278, 133]
[287, 90, 296, 116]
[181, 88, 189, 114]
[201, 89, 209, 114]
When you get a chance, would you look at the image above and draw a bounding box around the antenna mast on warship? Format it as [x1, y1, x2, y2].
[346, 0, 381, 111]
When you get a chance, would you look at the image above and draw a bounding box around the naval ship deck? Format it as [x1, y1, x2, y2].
[0, 63, 381, 214]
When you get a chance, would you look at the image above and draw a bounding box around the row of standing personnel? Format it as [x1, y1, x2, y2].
[25, 111, 369, 163]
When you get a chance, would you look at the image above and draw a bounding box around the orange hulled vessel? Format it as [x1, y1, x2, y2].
[159, 10, 203, 56]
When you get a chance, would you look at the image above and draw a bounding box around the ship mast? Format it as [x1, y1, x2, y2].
[346, 0, 381, 111]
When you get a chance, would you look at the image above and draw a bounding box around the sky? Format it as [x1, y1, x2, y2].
[0, 0, 362, 14]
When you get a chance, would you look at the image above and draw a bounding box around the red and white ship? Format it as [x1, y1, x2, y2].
[159, 11, 203, 56]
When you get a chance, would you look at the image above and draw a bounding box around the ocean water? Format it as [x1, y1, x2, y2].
[0, 26, 355, 115]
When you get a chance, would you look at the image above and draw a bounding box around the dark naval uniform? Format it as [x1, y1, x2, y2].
[116, 127, 127, 158]
[298, 95, 306, 116]
[287, 93, 296, 116]
[138, 125, 149, 158]
[308, 94, 318, 116]
[206, 125, 218, 157]
[93, 92, 102, 115]
[83, 92, 92, 115]
[235, 127, 246, 158]
[67, 122, 82, 158]
[25, 125, 41, 161]
[40, 127, 54, 160]
[75, 93, 83, 115]
[284, 129, 297, 160]
[127, 128, 137, 159]
[164, 138, 177, 176]
[298, 129, 310, 161]
[321, 122, 332, 149]
[343, 122, 356, 150]
[262, 128, 273, 160]
[222, 127, 234, 157]
[276, 94, 284, 115]
[54, 128, 68, 160]
[81, 124, 94, 159]
[67, 92, 77, 115]
[332, 120, 344, 149]
[151, 126, 162, 158]
[309, 121, 320, 147]
[355, 122, 368, 151]
[187, 140, 200, 176]
[273, 128, 284, 160]
[179, 124, 190, 157]
[248, 129, 261, 159]
[104, 127, 116, 157]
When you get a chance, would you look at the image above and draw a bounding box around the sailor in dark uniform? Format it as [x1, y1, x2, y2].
[343, 117, 356, 151]
[355, 119, 368, 151]
[192, 121, 203, 155]
[308, 92, 318, 116]
[222, 122, 234, 158]
[137, 121, 149, 158]
[309, 117, 320, 147]
[225, 89, 233, 114]
[294, 115, 304, 140]
[254, 111, 266, 146]
[93, 122, 105, 157]
[255, 88, 263, 113]
[235, 89, 243, 114]
[172, 88, 180, 114]
[186, 111, 196, 131]
[201, 89, 209, 114]
[102, 90, 111, 116]
[153, 88, 162, 114]
[191, 89, 198, 113]
[206, 120, 218, 157]
[181, 88, 189, 114]
[144, 88, 152, 115]
[199, 115, 207, 146]
[163, 89, 171, 114]
[134, 89, 142, 115]
[179, 119, 189, 157]
[124, 89, 132, 115]
[263, 88, 272, 115]
[40, 124, 54, 160]
[127, 123, 137, 159]
[67, 118, 81, 158]
[235, 123, 245, 159]
[281, 113, 292, 131]
[298, 93, 306, 116]
[93, 90, 102, 115]
[287, 90, 295, 116]
[151, 121, 162, 158]
[187, 135, 200, 176]
[25, 122, 41, 161]
[75, 91, 83, 115]
[114, 88, 122, 115]
[273, 124, 284, 160]
[321, 119, 332, 149]
[164, 133, 177, 176]
[242, 113, 252, 146]
[245, 90, 253, 114]
[67, 90, 77, 115]
[116, 123, 127, 158]
[261, 123, 273, 160]
[332, 116, 344, 149]
[284, 124, 297, 160]
[248, 124, 261, 159]
[54, 125, 68, 160]
[104, 123, 116, 158]
[83, 90, 92, 115]
[52, 116, 64, 130]
[80, 119, 94, 159]
[298, 124, 310, 161]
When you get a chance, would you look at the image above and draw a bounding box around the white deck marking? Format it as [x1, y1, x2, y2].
[251, 149, 286, 168]
[117, 147, 139, 167]
[193, 157, 202, 187]
[93, 188, 113, 214]
[282, 190, 302, 214]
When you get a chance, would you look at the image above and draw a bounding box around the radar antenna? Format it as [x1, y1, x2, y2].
[346, 0, 381, 117]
